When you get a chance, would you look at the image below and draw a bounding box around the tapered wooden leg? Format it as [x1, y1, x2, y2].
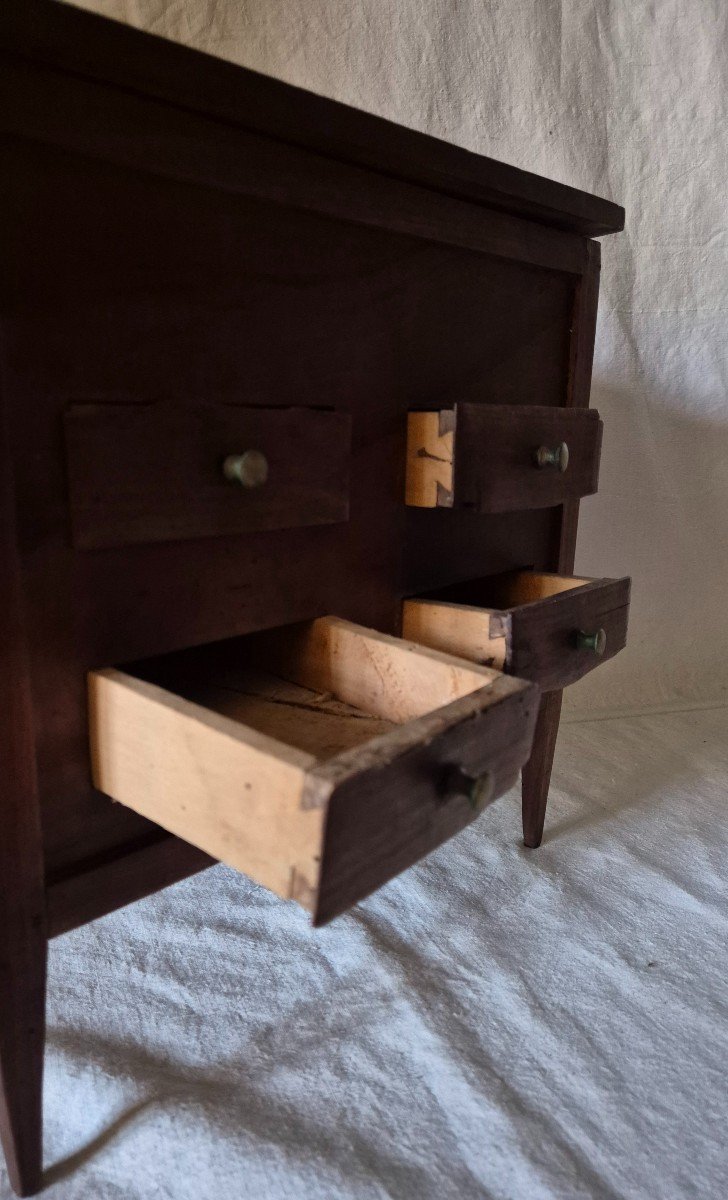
[522, 690, 563, 848]
[1, 404, 47, 1197]
[0, 932, 47, 1197]
[519, 238, 600, 848]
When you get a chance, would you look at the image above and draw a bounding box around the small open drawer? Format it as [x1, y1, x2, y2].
[89, 617, 538, 924]
[403, 571, 630, 692]
[405, 405, 602, 513]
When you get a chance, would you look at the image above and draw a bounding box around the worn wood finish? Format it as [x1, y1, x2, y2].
[89, 668, 326, 910]
[240, 616, 495, 720]
[1, 59, 590, 281]
[315, 680, 538, 924]
[553, 240, 604, 576]
[482, 572, 588, 603]
[406, 571, 631, 691]
[2, 129, 582, 877]
[456, 403, 603, 512]
[188, 675, 396, 759]
[521, 239, 604, 845]
[405, 404, 602, 513]
[0, 3, 624, 1190]
[65, 403, 351, 549]
[0, 0, 625, 239]
[90, 618, 536, 921]
[0, 403, 46, 1198]
[402, 596, 509, 670]
[405, 411, 456, 508]
[522, 691, 563, 848]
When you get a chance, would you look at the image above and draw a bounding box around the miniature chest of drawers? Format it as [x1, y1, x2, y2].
[0, 1, 629, 1193]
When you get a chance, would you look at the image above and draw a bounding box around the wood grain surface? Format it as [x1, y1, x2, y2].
[1, 126, 582, 879]
[0, 3, 626, 1192]
[521, 239, 605, 847]
[314, 677, 539, 924]
[0, 0, 625, 238]
[454, 404, 603, 513]
[90, 619, 537, 919]
[65, 403, 351, 548]
[409, 571, 631, 691]
[0, 394, 46, 1198]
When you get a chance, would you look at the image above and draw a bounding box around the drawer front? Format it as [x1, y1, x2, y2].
[406, 404, 602, 513]
[65, 403, 351, 549]
[403, 572, 630, 692]
[506, 574, 630, 689]
[89, 617, 538, 924]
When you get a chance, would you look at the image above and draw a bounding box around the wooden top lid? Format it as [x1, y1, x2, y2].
[1, 0, 624, 238]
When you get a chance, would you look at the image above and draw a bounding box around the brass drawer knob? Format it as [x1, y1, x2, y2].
[534, 442, 569, 472]
[444, 766, 495, 812]
[576, 628, 607, 655]
[222, 450, 269, 489]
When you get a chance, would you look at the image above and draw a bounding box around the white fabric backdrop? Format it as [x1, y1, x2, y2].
[63, 0, 728, 715]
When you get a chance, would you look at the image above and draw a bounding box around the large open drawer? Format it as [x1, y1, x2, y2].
[89, 617, 538, 924]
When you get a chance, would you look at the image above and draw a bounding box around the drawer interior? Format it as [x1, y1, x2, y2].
[89, 617, 534, 922]
[402, 570, 630, 689]
[122, 617, 494, 756]
[412, 570, 592, 610]
[190, 672, 393, 758]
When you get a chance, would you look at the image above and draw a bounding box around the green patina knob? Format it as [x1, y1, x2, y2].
[445, 766, 495, 812]
[534, 442, 569, 472]
[222, 450, 269, 489]
[576, 628, 607, 655]
[468, 770, 495, 812]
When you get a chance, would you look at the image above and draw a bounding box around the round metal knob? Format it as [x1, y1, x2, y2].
[444, 766, 495, 812]
[534, 442, 569, 472]
[576, 628, 607, 655]
[222, 450, 269, 489]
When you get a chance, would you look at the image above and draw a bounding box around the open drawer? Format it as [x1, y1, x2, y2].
[405, 405, 602, 513]
[89, 617, 538, 924]
[403, 571, 630, 692]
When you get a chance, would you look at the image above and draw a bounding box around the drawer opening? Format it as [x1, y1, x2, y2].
[116, 617, 498, 760]
[89, 616, 537, 923]
[403, 570, 630, 689]
[405, 405, 603, 514]
[409, 569, 592, 610]
[122, 640, 398, 761]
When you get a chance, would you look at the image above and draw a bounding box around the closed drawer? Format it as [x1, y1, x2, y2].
[403, 571, 630, 691]
[89, 617, 538, 924]
[405, 404, 602, 513]
[65, 402, 351, 548]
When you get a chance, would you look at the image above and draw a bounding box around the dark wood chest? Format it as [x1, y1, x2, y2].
[0, 2, 628, 1192]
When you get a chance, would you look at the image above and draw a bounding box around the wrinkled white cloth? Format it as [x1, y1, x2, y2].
[1, 706, 723, 1200]
[60, 0, 728, 716]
